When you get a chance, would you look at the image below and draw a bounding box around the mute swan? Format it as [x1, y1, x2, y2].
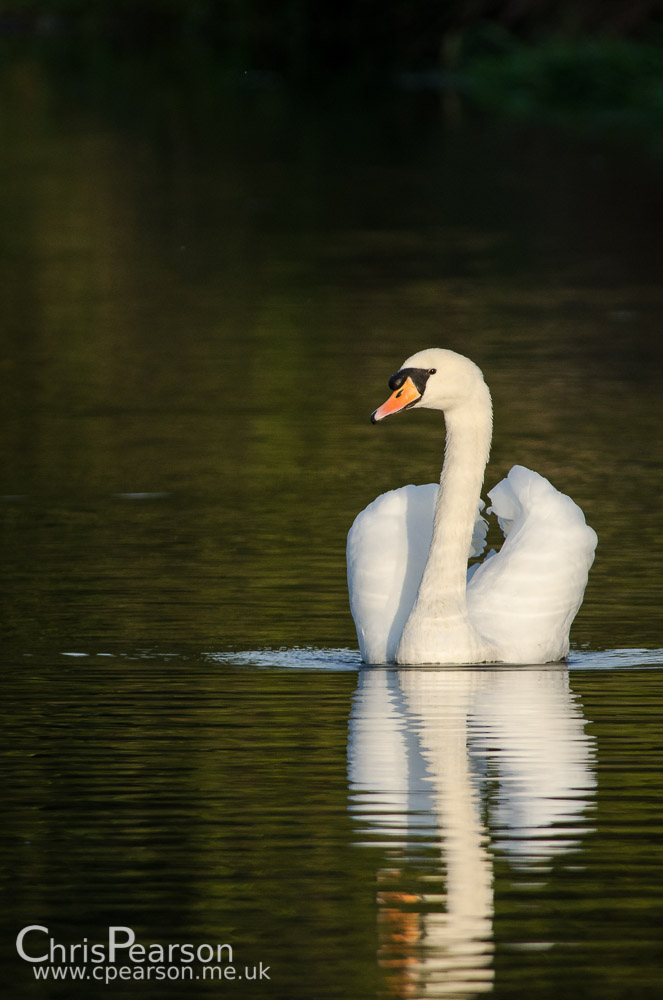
[346, 349, 597, 664]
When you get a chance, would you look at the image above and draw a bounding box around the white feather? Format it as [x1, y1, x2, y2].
[347, 485, 487, 664]
[347, 349, 597, 665]
[467, 466, 597, 663]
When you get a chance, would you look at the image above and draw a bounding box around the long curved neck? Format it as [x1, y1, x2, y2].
[414, 382, 492, 615]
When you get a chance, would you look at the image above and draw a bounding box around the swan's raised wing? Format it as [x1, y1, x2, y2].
[347, 485, 487, 663]
[467, 466, 597, 663]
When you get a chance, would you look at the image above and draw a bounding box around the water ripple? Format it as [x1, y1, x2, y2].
[205, 647, 663, 672]
[205, 647, 362, 670]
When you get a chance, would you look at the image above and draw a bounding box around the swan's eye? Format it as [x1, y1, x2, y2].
[428, 368, 437, 375]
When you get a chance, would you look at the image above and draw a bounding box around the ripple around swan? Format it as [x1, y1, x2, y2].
[204, 647, 363, 670]
[568, 648, 663, 669]
[205, 647, 663, 671]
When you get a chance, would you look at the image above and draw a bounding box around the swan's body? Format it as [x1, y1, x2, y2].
[347, 349, 597, 665]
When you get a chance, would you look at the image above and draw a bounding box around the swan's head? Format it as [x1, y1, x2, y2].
[371, 349, 487, 423]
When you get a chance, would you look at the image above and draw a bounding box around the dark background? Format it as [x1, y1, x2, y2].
[1, 0, 663, 124]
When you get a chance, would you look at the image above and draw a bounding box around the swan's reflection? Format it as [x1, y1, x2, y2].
[348, 667, 596, 999]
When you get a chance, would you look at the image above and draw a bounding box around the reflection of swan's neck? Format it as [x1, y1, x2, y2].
[398, 384, 492, 660]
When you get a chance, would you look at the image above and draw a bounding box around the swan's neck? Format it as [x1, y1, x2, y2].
[397, 383, 493, 662]
[422, 392, 491, 607]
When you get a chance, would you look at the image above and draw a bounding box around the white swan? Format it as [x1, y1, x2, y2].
[346, 349, 597, 664]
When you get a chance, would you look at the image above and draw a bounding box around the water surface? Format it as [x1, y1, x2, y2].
[1, 61, 662, 998]
[3, 655, 663, 999]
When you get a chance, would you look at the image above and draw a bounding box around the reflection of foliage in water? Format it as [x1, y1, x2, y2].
[0, 56, 661, 658]
[468, 37, 663, 133]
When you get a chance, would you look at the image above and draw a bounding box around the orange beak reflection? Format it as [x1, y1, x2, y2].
[371, 376, 422, 423]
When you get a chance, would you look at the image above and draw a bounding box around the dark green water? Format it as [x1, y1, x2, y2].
[1, 59, 662, 998]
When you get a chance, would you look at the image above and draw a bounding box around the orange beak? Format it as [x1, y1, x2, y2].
[371, 376, 422, 423]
